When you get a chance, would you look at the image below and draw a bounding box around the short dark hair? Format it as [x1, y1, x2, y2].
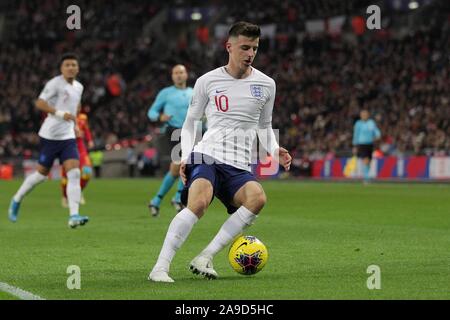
[59, 53, 79, 67]
[228, 21, 260, 39]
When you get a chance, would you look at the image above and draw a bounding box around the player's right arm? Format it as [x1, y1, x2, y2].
[36, 79, 75, 121]
[352, 121, 360, 155]
[147, 89, 170, 122]
[352, 121, 360, 145]
[179, 77, 209, 184]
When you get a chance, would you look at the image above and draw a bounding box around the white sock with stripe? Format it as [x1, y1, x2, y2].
[66, 168, 81, 217]
[152, 208, 199, 273]
[13, 171, 47, 202]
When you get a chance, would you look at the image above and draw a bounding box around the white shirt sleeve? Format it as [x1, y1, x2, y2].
[181, 76, 209, 161]
[38, 78, 58, 103]
[257, 80, 279, 156]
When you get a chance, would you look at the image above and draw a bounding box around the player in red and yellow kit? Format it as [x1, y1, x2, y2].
[61, 113, 94, 207]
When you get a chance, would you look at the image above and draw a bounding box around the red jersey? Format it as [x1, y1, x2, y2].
[76, 113, 93, 155]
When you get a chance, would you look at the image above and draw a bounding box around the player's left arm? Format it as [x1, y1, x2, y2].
[80, 114, 95, 149]
[74, 103, 82, 137]
[257, 81, 292, 171]
[373, 120, 381, 142]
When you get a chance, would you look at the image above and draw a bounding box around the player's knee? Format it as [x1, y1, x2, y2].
[37, 166, 50, 176]
[254, 191, 267, 212]
[170, 168, 179, 177]
[187, 178, 213, 217]
[169, 162, 180, 177]
[187, 191, 212, 218]
[188, 197, 210, 218]
[246, 189, 266, 213]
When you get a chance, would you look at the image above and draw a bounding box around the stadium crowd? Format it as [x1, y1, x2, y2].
[0, 0, 448, 164]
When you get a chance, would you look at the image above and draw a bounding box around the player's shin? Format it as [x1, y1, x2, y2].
[152, 208, 199, 273]
[200, 206, 257, 259]
[363, 163, 370, 180]
[61, 176, 68, 198]
[151, 172, 177, 206]
[66, 168, 81, 216]
[173, 178, 184, 203]
[80, 166, 92, 190]
[13, 171, 47, 202]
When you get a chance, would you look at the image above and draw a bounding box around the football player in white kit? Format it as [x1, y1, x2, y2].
[8, 53, 89, 229]
[149, 22, 292, 282]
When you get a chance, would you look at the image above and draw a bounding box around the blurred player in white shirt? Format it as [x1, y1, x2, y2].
[149, 21, 292, 282]
[8, 53, 89, 228]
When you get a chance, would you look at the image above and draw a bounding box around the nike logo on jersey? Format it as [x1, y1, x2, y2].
[215, 89, 227, 94]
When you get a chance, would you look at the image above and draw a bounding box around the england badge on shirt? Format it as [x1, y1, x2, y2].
[250, 85, 263, 99]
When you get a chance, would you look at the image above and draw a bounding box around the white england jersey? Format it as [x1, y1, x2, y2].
[181, 66, 279, 171]
[37, 75, 83, 140]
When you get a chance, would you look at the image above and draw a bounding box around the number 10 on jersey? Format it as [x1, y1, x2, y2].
[215, 95, 229, 112]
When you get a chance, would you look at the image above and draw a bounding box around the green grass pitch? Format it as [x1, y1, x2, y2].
[0, 291, 18, 300]
[0, 178, 449, 300]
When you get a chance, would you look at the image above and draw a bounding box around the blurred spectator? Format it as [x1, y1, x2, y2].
[196, 24, 210, 45]
[89, 150, 104, 178]
[127, 147, 138, 177]
[106, 73, 125, 97]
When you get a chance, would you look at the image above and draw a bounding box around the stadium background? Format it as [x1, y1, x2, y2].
[0, 0, 448, 180]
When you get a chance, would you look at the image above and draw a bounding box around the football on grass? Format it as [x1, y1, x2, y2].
[228, 235, 268, 275]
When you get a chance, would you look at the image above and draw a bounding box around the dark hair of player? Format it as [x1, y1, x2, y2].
[59, 53, 79, 67]
[228, 21, 261, 39]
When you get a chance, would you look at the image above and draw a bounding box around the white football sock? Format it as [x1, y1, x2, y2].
[152, 208, 199, 273]
[13, 171, 47, 202]
[200, 206, 257, 258]
[66, 168, 81, 217]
